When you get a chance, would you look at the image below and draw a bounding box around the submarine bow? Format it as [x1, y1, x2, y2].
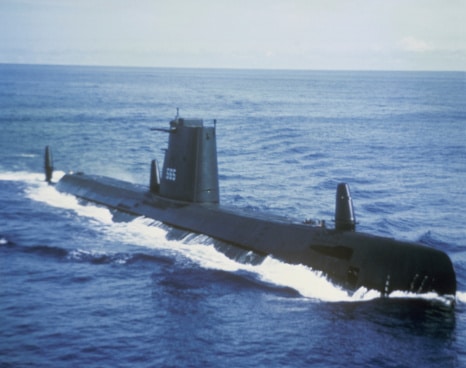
[45, 116, 457, 297]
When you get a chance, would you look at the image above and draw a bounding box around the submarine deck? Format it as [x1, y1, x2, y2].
[56, 172, 457, 296]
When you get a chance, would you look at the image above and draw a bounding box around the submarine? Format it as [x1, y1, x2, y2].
[44, 115, 456, 297]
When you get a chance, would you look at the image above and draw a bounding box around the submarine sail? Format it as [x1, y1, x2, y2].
[46, 115, 457, 297]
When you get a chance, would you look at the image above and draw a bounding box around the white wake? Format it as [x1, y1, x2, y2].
[1, 170, 458, 306]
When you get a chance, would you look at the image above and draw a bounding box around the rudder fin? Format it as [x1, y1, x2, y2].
[44, 146, 53, 183]
[335, 183, 356, 231]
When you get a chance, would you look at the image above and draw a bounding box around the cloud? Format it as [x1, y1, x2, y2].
[399, 36, 434, 52]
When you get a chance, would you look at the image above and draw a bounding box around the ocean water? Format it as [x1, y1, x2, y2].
[0, 64, 465, 367]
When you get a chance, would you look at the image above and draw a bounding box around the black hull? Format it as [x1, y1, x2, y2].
[56, 172, 457, 297]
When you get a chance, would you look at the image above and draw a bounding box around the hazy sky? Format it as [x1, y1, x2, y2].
[1, 0, 465, 70]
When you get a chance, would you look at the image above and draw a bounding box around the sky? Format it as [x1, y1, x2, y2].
[1, 0, 465, 71]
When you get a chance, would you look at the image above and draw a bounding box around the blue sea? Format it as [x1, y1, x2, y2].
[1, 64, 465, 367]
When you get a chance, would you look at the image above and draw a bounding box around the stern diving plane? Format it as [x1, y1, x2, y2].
[44, 116, 456, 298]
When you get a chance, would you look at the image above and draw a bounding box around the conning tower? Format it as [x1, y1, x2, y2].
[158, 117, 219, 203]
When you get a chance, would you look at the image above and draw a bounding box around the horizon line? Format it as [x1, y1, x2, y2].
[1, 61, 464, 74]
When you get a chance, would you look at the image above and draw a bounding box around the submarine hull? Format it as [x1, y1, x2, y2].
[56, 172, 457, 297]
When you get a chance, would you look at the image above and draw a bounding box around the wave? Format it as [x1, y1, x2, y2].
[0, 171, 48, 182]
[456, 291, 466, 304]
[418, 231, 462, 253]
[2, 170, 459, 306]
[0, 240, 174, 267]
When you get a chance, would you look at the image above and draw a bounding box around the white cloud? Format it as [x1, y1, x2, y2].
[399, 36, 434, 53]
